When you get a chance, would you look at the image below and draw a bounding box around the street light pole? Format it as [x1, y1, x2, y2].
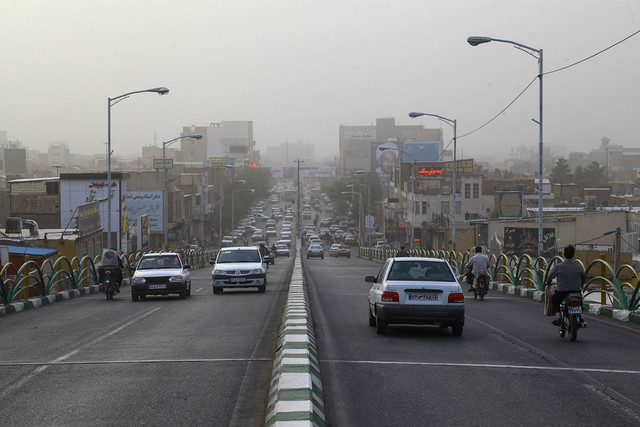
[347, 183, 370, 243]
[409, 112, 457, 250]
[467, 36, 544, 257]
[342, 191, 363, 245]
[163, 134, 203, 250]
[107, 86, 169, 250]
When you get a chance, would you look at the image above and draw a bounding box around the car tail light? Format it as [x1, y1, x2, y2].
[448, 293, 464, 304]
[382, 291, 399, 302]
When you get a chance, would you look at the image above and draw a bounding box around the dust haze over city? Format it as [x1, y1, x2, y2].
[1, 0, 639, 168]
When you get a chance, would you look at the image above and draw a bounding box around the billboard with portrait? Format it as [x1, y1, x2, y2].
[370, 141, 404, 181]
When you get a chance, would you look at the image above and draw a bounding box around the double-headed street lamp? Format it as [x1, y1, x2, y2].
[468, 35, 544, 257]
[379, 147, 417, 249]
[107, 86, 169, 249]
[409, 112, 457, 250]
[341, 191, 363, 245]
[163, 134, 203, 250]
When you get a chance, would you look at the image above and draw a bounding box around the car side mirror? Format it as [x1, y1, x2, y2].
[184, 265, 191, 269]
[365, 275, 375, 283]
[209, 259, 216, 265]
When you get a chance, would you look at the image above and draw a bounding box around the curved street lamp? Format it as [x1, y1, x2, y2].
[467, 35, 544, 257]
[409, 112, 457, 250]
[162, 134, 203, 250]
[107, 86, 169, 249]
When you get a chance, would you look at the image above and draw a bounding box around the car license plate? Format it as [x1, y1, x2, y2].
[231, 278, 247, 283]
[568, 306, 582, 314]
[408, 293, 438, 301]
[148, 284, 166, 289]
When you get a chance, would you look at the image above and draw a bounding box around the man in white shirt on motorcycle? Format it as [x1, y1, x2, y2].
[465, 246, 490, 292]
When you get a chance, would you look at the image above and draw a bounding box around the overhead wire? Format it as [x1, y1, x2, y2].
[453, 28, 640, 141]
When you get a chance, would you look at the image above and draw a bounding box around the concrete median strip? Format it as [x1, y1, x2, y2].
[265, 255, 325, 427]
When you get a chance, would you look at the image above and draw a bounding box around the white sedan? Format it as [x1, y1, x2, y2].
[366, 257, 464, 336]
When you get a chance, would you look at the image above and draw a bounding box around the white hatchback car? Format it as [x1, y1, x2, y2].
[366, 257, 464, 336]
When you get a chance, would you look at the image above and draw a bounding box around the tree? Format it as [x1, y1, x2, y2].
[574, 162, 606, 188]
[550, 158, 573, 183]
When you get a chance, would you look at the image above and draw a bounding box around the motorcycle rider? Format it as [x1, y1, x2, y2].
[465, 246, 490, 293]
[545, 244, 586, 327]
[271, 243, 278, 258]
[98, 248, 123, 293]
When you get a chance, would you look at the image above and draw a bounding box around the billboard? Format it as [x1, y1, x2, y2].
[499, 192, 524, 218]
[504, 227, 556, 258]
[77, 201, 100, 233]
[404, 141, 442, 162]
[60, 177, 125, 248]
[370, 141, 404, 175]
[126, 191, 163, 232]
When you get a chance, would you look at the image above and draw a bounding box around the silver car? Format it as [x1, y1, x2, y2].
[367, 257, 464, 336]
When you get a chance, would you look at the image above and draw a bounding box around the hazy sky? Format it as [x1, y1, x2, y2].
[2, 0, 639, 163]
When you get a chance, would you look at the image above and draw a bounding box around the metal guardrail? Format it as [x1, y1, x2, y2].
[0, 249, 219, 306]
[358, 247, 640, 312]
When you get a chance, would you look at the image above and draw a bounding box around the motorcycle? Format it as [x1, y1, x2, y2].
[557, 292, 585, 342]
[465, 270, 488, 301]
[101, 269, 117, 300]
[474, 272, 489, 301]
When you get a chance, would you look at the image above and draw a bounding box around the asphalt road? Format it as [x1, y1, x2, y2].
[303, 252, 640, 427]
[0, 254, 294, 427]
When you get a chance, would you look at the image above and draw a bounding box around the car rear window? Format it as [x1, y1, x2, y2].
[138, 255, 181, 269]
[217, 250, 261, 263]
[387, 261, 455, 282]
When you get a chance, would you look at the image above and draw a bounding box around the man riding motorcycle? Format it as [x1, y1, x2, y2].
[545, 244, 586, 327]
[465, 246, 490, 292]
[98, 248, 124, 293]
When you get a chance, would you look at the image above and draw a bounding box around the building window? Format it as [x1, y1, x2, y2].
[473, 183, 479, 199]
[441, 201, 450, 215]
[465, 183, 471, 199]
[46, 181, 59, 195]
[456, 201, 462, 215]
[422, 201, 427, 215]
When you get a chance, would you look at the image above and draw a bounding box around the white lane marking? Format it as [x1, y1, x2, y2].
[0, 358, 273, 367]
[0, 307, 161, 400]
[196, 287, 203, 292]
[322, 359, 640, 375]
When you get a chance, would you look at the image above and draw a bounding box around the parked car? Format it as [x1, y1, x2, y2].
[366, 257, 464, 336]
[131, 253, 191, 301]
[336, 245, 351, 258]
[211, 246, 267, 293]
[306, 244, 324, 259]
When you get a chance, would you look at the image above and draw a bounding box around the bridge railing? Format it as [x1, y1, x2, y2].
[1, 248, 219, 306]
[358, 246, 640, 312]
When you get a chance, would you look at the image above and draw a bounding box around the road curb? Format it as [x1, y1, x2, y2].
[265, 255, 325, 427]
[1, 285, 101, 316]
